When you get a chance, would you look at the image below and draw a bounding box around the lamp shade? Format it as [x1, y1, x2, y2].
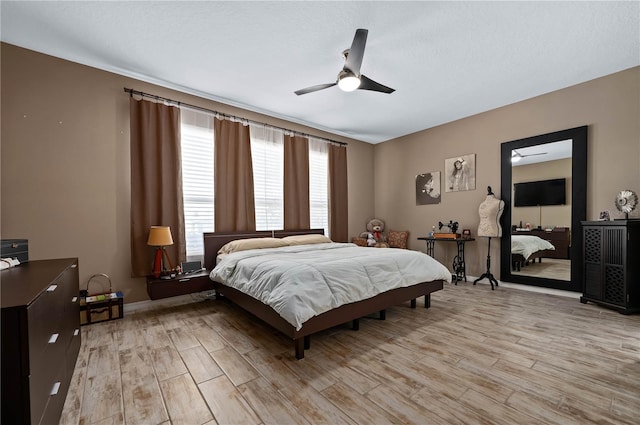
[147, 226, 174, 246]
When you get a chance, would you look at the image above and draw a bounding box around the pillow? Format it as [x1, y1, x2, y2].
[387, 230, 409, 249]
[351, 237, 368, 247]
[281, 234, 332, 246]
[218, 237, 288, 255]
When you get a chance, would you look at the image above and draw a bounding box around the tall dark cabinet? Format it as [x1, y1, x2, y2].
[581, 220, 640, 314]
[1, 259, 81, 424]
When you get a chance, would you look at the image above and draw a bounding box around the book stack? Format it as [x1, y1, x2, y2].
[433, 233, 461, 239]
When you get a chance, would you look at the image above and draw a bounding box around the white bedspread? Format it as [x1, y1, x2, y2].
[210, 243, 452, 330]
[511, 235, 555, 260]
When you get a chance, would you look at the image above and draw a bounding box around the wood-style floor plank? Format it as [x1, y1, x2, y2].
[150, 345, 188, 381]
[239, 376, 311, 425]
[209, 346, 259, 386]
[61, 283, 640, 425]
[160, 373, 214, 424]
[118, 348, 169, 424]
[321, 380, 402, 424]
[180, 345, 224, 384]
[78, 372, 123, 424]
[199, 375, 261, 425]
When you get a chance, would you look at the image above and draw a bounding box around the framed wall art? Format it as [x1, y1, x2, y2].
[445, 154, 476, 192]
[416, 171, 441, 205]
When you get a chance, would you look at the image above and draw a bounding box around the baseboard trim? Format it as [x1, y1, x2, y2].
[466, 275, 580, 299]
[123, 291, 216, 314]
[123, 279, 580, 315]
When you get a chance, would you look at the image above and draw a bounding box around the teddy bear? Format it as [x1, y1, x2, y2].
[359, 218, 389, 248]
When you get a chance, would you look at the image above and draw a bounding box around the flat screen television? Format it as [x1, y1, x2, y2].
[514, 178, 566, 207]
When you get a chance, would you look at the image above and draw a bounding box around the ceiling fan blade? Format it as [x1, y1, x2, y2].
[294, 82, 337, 96]
[344, 28, 368, 75]
[358, 75, 395, 94]
[523, 152, 547, 157]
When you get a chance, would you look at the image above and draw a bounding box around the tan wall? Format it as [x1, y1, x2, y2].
[375, 66, 640, 278]
[512, 158, 572, 229]
[3, 42, 638, 297]
[1, 43, 374, 303]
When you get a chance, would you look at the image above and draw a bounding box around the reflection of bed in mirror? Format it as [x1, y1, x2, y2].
[510, 227, 571, 271]
[511, 234, 555, 271]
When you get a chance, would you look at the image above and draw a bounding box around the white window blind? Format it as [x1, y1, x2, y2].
[180, 108, 214, 261]
[309, 137, 329, 237]
[250, 124, 284, 230]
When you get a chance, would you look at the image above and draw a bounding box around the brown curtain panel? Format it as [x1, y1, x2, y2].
[329, 144, 348, 242]
[214, 118, 256, 231]
[284, 135, 310, 230]
[130, 98, 185, 277]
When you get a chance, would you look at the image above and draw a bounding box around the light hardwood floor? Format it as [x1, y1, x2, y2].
[512, 258, 571, 281]
[60, 283, 640, 425]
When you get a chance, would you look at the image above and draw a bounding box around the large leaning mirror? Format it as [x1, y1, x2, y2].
[500, 126, 587, 292]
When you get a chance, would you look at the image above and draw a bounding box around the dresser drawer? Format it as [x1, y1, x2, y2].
[27, 286, 66, 373]
[62, 265, 81, 347]
[29, 342, 66, 425]
[66, 328, 82, 373]
[38, 371, 70, 425]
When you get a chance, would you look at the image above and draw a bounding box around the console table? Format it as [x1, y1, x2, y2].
[417, 237, 475, 283]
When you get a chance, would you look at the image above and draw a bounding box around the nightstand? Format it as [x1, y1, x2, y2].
[146, 270, 214, 300]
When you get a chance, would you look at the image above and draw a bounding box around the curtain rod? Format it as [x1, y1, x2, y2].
[123, 88, 347, 147]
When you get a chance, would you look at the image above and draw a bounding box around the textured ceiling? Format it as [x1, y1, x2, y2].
[2, 1, 638, 144]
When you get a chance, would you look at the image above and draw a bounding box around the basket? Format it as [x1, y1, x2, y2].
[79, 273, 124, 325]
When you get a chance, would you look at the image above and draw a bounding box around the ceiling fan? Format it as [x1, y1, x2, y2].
[294, 29, 395, 96]
[511, 149, 547, 163]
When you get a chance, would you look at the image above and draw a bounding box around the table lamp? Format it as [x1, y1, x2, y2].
[147, 226, 174, 278]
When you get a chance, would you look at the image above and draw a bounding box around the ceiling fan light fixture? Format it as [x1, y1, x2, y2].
[337, 71, 360, 92]
[511, 151, 522, 163]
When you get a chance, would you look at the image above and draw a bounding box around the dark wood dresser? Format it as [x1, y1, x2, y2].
[1, 259, 81, 424]
[581, 220, 640, 314]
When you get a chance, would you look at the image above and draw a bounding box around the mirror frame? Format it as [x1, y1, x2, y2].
[500, 126, 587, 292]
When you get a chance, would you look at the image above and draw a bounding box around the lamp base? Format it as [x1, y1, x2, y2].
[152, 247, 163, 278]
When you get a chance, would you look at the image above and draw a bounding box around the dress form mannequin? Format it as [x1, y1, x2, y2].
[474, 186, 504, 290]
[478, 188, 505, 237]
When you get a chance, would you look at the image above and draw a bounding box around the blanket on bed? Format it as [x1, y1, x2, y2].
[511, 234, 555, 260]
[210, 243, 451, 330]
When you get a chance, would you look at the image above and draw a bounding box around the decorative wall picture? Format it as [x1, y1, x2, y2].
[445, 154, 476, 192]
[416, 171, 441, 205]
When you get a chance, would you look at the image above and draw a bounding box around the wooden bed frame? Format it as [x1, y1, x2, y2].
[204, 229, 444, 359]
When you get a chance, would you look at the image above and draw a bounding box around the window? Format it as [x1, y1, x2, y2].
[309, 137, 329, 237]
[180, 116, 331, 259]
[180, 108, 214, 261]
[250, 124, 284, 230]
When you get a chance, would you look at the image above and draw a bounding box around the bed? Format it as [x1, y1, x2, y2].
[204, 229, 450, 359]
[511, 234, 556, 271]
